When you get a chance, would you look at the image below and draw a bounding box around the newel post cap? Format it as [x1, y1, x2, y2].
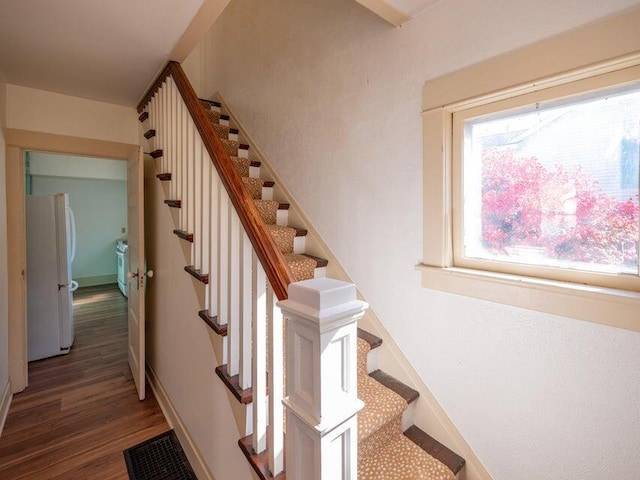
[278, 278, 368, 327]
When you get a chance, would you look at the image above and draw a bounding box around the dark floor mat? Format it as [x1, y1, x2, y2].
[123, 430, 197, 480]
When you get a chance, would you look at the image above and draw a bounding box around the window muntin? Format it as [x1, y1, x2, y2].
[452, 72, 640, 291]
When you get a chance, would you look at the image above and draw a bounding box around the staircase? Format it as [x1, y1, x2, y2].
[138, 61, 465, 480]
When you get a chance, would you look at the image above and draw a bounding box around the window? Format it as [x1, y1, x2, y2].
[419, 10, 640, 331]
[453, 80, 640, 291]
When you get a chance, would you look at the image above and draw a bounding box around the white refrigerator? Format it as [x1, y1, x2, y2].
[26, 193, 77, 362]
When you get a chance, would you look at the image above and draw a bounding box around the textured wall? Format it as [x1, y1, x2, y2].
[192, 1, 640, 478]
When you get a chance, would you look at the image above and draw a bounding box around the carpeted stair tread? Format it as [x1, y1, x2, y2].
[230, 156, 261, 177]
[357, 368, 407, 444]
[221, 138, 241, 156]
[254, 200, 280, 224]
[243, 177, 265, 199]
[358, 336, 371, 373]
[266, 224, 296, 253]
[358, 432, 455, 480]
[212, 122, 231, 139]
[356, 338, 406, 442]
[232, 156, 251, 177]
[283, 253, 317, 281]
[204, 109, 226, 124]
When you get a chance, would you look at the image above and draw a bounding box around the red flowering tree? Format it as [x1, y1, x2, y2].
[481, 148, 639, 270]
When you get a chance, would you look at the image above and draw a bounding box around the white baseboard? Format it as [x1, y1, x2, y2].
[146, 363, 215, 480]
[0, 381, 13, 437]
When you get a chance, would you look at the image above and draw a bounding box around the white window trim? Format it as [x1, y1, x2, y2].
[419, 9, 640, 333]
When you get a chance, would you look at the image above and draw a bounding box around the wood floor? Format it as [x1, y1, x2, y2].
[0, 284, 169, 479]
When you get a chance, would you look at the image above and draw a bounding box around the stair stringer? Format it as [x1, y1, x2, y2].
[213, 92, 492, 480]
[143, 152, 254, 480]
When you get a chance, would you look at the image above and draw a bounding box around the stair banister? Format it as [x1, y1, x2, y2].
[138, 61, 295, 300]
[138, 61, 366, 478]
[278, 278, 367, 480]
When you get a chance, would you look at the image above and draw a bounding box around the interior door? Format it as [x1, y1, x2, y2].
[127, 146, 146, 400]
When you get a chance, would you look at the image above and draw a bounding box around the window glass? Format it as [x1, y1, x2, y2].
[461, 85, 640, 276]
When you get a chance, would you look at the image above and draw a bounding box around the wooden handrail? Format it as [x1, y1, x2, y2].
[137, 61, 295, 300]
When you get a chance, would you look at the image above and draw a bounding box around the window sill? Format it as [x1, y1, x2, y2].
[416, 264, 640, 333]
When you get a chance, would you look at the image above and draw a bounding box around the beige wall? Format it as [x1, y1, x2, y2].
[144, 156, 252, 479]
[6, 84, 138, 145]
[190, 1, 640, 479]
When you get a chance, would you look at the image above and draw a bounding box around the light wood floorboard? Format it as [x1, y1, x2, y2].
[0, 284, 169, 479]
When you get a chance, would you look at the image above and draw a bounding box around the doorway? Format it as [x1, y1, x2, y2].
[24, 151, 127, 368]
[5, 134, 138, 394]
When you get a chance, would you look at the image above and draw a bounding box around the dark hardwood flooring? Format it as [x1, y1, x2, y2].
[0, 284, 169, 479]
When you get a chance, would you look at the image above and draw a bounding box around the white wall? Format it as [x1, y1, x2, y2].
[0, 70, 9, 410]
[192, 1, 640, 479]
[29, 153, 127, 285]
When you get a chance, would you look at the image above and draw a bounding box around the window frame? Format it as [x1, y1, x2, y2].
[419, 9, 640, 332]
[452, 66, 640, 292]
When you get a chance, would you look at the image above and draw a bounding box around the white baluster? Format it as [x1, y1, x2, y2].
[227, 208, 240, 377]
[151, 96, 158, 150]
[252, 254, 267, 454]
[161, 84, 167, 173]
[278, 279, 367, 480]
[217, 182, 229, 328]
[200, 145, 210, 279]
[168, 81, 176, 199]
[186, 105, 195, 248]
[193, 125, 202, 271]
[177, 98, 184, 230]
[239, 231, 252, 390]
[180, 101, 188, 231]
[268, 284, 284, 475]
[210, 165, 224, 363]
[171, 80, 178, 202]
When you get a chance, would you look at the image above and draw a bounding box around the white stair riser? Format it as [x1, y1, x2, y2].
[313, 266, 326, 279]
[262, 186, 273, 200]
[293, 236, 305, 255]
[276, 209, 289, 226]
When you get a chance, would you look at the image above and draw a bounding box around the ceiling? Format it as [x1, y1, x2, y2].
[0, 0, 433, 107]
[0, 0, 210, 106]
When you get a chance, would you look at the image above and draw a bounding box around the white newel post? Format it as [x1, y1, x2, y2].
[277, 278, 368, 480]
